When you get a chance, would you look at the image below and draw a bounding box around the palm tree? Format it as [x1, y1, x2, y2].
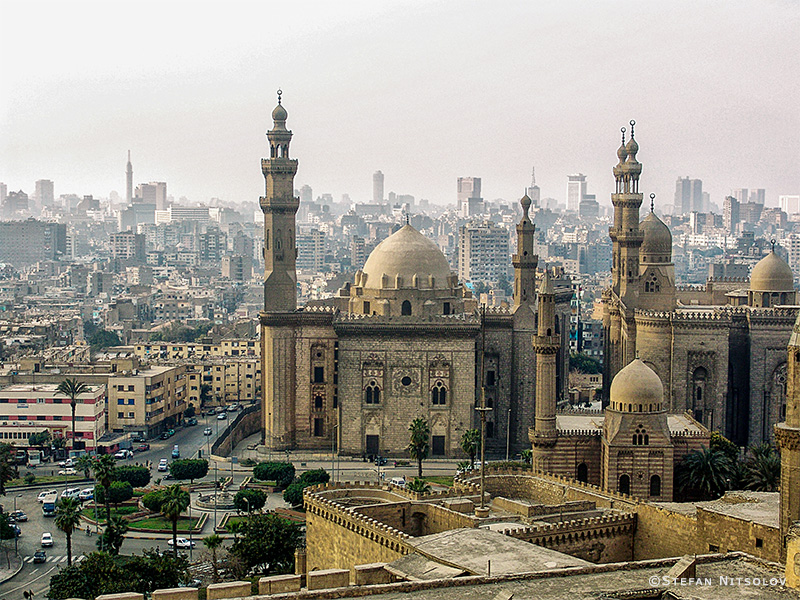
[75, 454, 94, 479]
[460, 429, 480, 469]
[202, 534, 223, 582]
[406, 478, 432, 494]
[55, 497, 82, 565]
[406, 417, 430, 478]
[56, 378, 90, 452]
[92, 454, 117, 522]
[98, 515, 129, 555]
[160, 484, 190, 557]
[743, 443, 780, 492]
[676, 446, 733, 500]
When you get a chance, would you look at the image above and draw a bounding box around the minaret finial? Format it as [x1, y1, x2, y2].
[621, 126, 626, 144]
[629, 120, 635, 138]
[771, 239, 776, 252]
[650, 193, 655, 213]
[127, 149, 131, 162]
[405, 213, 410, 225]
[277, 89, 282, 105]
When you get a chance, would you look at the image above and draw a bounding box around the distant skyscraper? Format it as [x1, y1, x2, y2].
[566, 174, 587, 212]
[723, 196, 740, 234]
[299, 185, 313, 204]
[34, 179, 54, 208]
[351, 235, 366, 270]
[373, 171, 384, 203]
[458, 220, 509, 283]
[126, 151, 133, 204]
[674, 177, 703, 214]
[526, 167, 541, 207]
[457, 177, 483, 216]
[780, 195, 800, 215]
[0, 183, 6, 205]
[731, 188, 749, 204]
[749, 189, 765, 205]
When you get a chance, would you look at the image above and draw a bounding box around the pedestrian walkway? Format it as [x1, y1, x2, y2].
[22, 555, 85, 564]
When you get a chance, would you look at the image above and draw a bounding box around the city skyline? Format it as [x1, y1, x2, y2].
[1, 1, 798, 209]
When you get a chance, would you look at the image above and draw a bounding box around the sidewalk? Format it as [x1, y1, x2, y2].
[0, 552, 22, 584]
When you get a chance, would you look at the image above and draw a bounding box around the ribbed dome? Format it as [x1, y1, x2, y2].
[272, 103, 287, 122]
[610, 359, 663, 407]
[640, 211, 672, 257]
[361, 225, 452, 289]
[750, 250, 794, 292]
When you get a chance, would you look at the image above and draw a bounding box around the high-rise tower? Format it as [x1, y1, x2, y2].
[126, 151, 133, 204]
[373, 171, 384, 203]
[260, 91, 300, 312]
[526, 167, 541, 207]
[512, 194, 537, 309]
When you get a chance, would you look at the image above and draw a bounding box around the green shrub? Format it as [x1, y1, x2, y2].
[253, 462, 295, 488]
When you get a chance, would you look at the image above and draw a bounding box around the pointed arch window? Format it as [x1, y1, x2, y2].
[645, 272, 660, 293]
[431, 381, 447, 405]
[650, 474, 661, 497]
[401, 300, 412, 315]
[365, 380, 381, 405]
[618, 474, 630, 495]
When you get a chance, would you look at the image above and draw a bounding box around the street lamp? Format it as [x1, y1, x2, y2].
[505, 408, 512, 462]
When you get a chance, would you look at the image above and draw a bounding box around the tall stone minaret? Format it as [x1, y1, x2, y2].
[777, 313, 800, 561]
[126, 150, 133, 204]
[512, 194, 537, 310]
[260, 90, 299, 312]
[530, 270, 559, 472]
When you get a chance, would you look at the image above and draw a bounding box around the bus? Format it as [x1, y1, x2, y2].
[41, 492, 58, 517]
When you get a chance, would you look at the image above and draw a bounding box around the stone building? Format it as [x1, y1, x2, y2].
[259, 96, 572, 457]
[602, 122, 798, 447]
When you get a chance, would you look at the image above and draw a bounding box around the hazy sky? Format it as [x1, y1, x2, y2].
[1, 0, 798, 210]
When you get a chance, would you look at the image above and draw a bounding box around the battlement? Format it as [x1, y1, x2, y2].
[558, 428, 602, 437]
[500, 510, 636, 538]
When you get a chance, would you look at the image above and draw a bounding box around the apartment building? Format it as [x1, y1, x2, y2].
[107, 365, 187, 435]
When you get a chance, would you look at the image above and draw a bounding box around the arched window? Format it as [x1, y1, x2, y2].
[577, 463, 588, 483]
[692, 367, 708, 424]
[763, 292, 770, 307]
[431, 381, 446, 405]
[645, 272, 660, 293]
[276, 230, 282, 251]
[314, 394, 323, 410]
[401, 300, 412, 315]
[650, 474, 661, 497]
[365, 381, 380, 405]
[618, 474, 630, 495]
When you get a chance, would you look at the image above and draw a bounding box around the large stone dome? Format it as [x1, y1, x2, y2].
[610, 359, 664, 410]
[750, 250, 794, 292]
[640, 211, 672, 258]
[361, 224, 452, 290]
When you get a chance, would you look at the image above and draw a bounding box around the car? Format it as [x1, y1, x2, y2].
[114, 449, 132, 459]
[158, 459, 169, 472]
[206, 407, 216, 415]
[186, 417, 197, 426]
[227, 403, 239, 412]
[389, 476, 406, 487]
[57, 458, 74, 468]
[167, 537, 196, 549]
[131, 436, 147, 443]
[58, 468, 77, 475]
[374, 456, 387, 466]
[33, 550, 46, 563]
[136, 443, 150, 452]
[160, 431, 171, 440]
[61, 487, 81, 500]
[203, 427, 213, 436]
[11, 524, 21, 537]
[10, 510, 27, 522]
[217, 412, 227, 420]
[40, 532, 53, 547]
[78, 488, 94, 501]
[38, 490, 57, 503]
[171, 445, 180, 459]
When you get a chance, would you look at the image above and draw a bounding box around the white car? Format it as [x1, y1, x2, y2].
[167, 537, 196, 549]
[158, 459, 169, 472]
[40, 532, 54, 547]
[38, 489, 57, 503]
[61, 487, 81, 500]
[58, 468, 77, 476]
[227, 403, 239, 412]
[57, 458, 74, 468]
[216, 412, 227, 420]
[78, 488, 94, 501]
[114, 449, 132, 459]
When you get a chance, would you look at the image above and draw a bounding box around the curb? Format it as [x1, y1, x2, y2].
[0, 554, 24, 585]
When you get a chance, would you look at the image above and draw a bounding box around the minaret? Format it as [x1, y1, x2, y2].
[530, 270, 559, 472]
[126, 151, 133, 204]
[260, 90, 300, 312]
[776, 313, 800, 560]
[512, 194, 537, 310]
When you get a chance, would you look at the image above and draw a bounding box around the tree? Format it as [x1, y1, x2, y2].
[142, 489, 166, 513]
[92, 454, 117, 522]
[234, 489, 266, 513]
[107, 481, 134, 507]
[406, 479, 431, 494]
[97, 516, 129, 555]
[202, 534, 223, 583]
[76, 454, 94, 479]
[407, 417, 430, 478]
[160, 484, 190, 557]
[55, 497, 82, 565]
[199, 384, 212, 408]
[676, 446, 733, 501]
[89, 329, 122, 351]
[282, 483, 306, 507]
[460, 429, 480, 469]
[228, 513, 303, 576]
[0, 444, 16, 495]
[742, 443, 780, 492]
[184, 404, 196, 418]
[169, 459, 209, 483]
[253, 461, 295, 488]
[28, 429, 52, 450]
[569, 352, 602, 375]
[298, 469, 330, 486]
[710, 431, 739, 463]
[115, 465, 151, 488]
[57, 378, 90, 451]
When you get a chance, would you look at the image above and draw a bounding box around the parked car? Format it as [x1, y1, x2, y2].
[114, 449, 133, 459]
[131, 436, 147, 443]
[11, 524, 21, 537]
[58, 468, 77, 475]
[33, 550, 46, 563]
[136, 443, 150, 452]
[57, 458, 74, 468]
[40, 532, 53, 547]
[160, 431, 171, 440]
[61, 487, 81, 500]
[78, 488, 94, 501]
[217, 412, 227, 420]
[203, 427, 213, 436]
[10, 510, 27, 522]
[167, 537, 196, 549]
[227, 403, 239, 412]
[186, 417, 198, 426]
[158, 459, 169, 472]
[38, 490, 57, 503]
[374, 456, 387, 466]
[171, 445, 180, 459]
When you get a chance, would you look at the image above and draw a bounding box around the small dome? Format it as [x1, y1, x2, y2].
[610, 359, 663, 407]
[617, 142, 628, 163]
[625, 136, 639, 160]
[272, 103, 288, 123]
[750, 250, 794, 292]
[640, 211, 672, 258]
[520, 194, 532, 213]
[361, 225, 452, 290]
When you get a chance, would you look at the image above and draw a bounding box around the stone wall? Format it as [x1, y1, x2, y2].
[697, 505, 781, 563]
[210, 403, 261, 457]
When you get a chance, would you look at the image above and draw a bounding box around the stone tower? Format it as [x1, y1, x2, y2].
[260, 92, 300, 450]
[261, 90, 300, 312]
[512, 194, 537, 310]
[777, 313, 800, 559]
[126, 150, 133, 204]
[530, 270, 559, 471]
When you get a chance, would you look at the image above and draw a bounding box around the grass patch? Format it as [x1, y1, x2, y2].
[81, 506, 140, 523]
[420, 475, 453, 487]
[7, 474, 86, 487]
[130, 516, 200, 531]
